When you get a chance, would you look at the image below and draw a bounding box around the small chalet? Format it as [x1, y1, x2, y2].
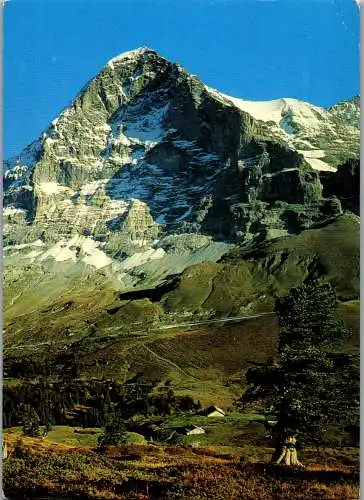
[183, 425, 206, 436]
[203, 406, 225, 418]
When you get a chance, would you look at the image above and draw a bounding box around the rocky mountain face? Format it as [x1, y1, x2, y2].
[4, 47, 360, 313]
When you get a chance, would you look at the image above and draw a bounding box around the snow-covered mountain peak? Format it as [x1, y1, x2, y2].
[3, 50, 359, 285]
[107, 46, 159, 66]
[204, 85, 359, 172]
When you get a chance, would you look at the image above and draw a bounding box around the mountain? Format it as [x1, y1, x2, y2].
[4, 48, 360, 372]
[3, 46, 360, 419]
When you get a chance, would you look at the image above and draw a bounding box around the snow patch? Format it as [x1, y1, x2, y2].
[156, 214, 166, 224]
[81, 239, 113, 269]
[79, 180, 108, 196]
[176, 206, 193, 222]
[39, 235, 113, 268]
[215, 93, 330, 133]
[173, 140, 196, 149]
[22, 250, 44, 260]
[120, 248, 165, 270]
[263, 168, 298, 178]
[113, 134, 132, 146]
[107, 47, 152, 65]
[106, 176, 149, 201]
[3, 240, 45, 251]
[205, 85, 335, 136]
[38, 182, 69, 195]
[198, 153, 219, 163]
[297, 149, 325, 159]
[123, 104, 169, 142]
[225, 96, 289, 123]
[45, 137, 56, 146]
[297, 149, 334, 171]
[40, 240, 77, 263]
[304, 157, 336, 172]
[3, 206, 26, 216]
[204, 85, 344, 172]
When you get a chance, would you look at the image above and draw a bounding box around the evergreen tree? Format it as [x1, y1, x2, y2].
[98, 414, 128, 446]
[242, 279, 359, 466]
[21, 405, 40, 437]
[45, 421, 53, 433]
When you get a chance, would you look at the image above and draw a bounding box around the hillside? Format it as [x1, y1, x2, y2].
[3, 48, 360, 460]
[4, 48, 359, 311]
[3, 433, 359, 499]
[4, 212, 359, 351]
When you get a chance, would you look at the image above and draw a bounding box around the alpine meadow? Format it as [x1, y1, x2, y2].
[3, 5, 360, 497]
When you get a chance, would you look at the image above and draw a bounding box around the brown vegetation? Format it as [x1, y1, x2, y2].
[3, 434, 358, 500]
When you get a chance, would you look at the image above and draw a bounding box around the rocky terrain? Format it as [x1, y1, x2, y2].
[3, 47, 360, 352]
[3, 47, 360, 500]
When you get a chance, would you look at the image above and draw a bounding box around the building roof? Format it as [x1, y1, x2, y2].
[185, 424, 204, 431]
[205, 405, 225, 415]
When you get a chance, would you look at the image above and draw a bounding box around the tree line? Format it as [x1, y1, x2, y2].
[3, 378, 199, 429]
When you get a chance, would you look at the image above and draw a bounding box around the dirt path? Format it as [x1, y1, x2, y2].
[142, 344, 200, 381]
[4, 312, 274, 352]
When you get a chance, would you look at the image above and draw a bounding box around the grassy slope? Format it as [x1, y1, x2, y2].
[5, 300, 356, 409]
[335, 300, 360, 354]
[76, 301, 356, 407]
[4, 270, 119, 345]
[5, 426, 146, 447]
[4, 412, 269, 453]
[3, 214, 359, 407]
[161, 213, 359, 317]
[141, 314, 279, 404]
[3, 433, 359, 499]
[25, 314, 279, 406]
[259, 213, 359, 300]
[164, 411, 268, 450]
[4, 214, 359, 345]
[5, 426, 103, 448]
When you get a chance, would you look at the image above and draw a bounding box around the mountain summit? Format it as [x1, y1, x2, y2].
[3, 48, 360, 296]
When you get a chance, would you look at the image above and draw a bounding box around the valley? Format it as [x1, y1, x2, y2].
[3, 47, 359, 499]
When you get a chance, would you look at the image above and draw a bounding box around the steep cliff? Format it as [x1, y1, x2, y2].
[3, 48, 360, 327]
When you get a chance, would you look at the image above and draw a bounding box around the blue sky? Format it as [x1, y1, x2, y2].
[5, 0, 359, 158]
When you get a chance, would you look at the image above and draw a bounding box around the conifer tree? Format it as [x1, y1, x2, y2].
[242, 279, 359, 466]
[98, 414, 128, 446]
[21, 405, 40, 437]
